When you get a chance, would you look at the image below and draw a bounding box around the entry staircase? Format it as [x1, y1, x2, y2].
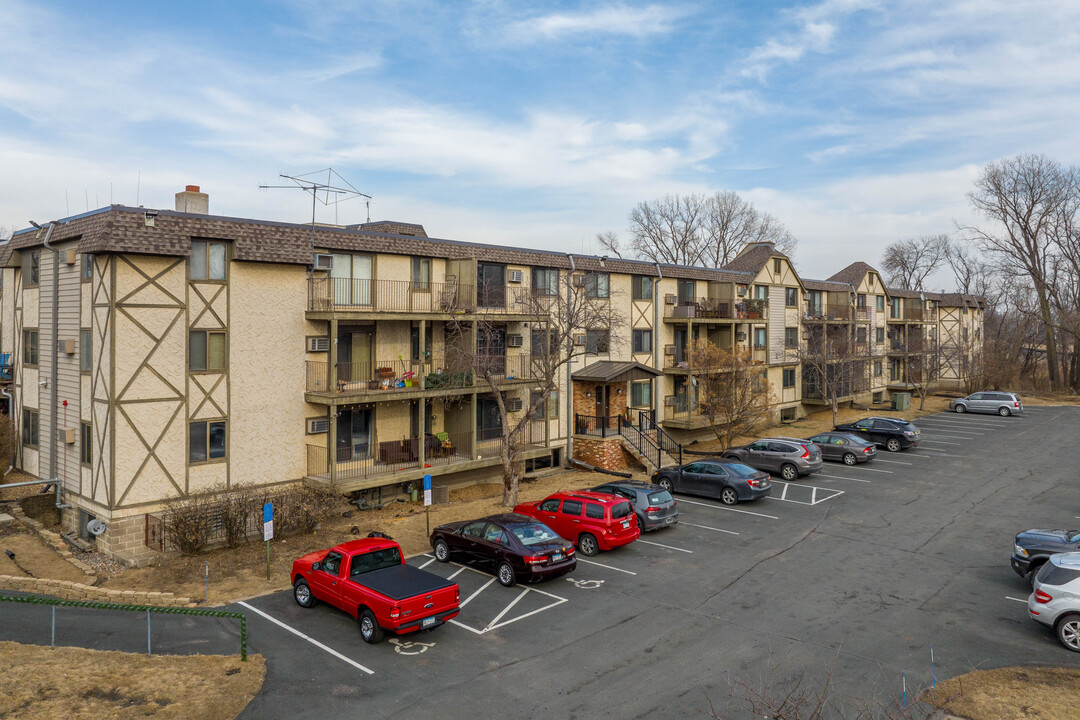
[574, 410, 682, 473]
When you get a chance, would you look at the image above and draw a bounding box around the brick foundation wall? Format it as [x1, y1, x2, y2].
[97, 514, 158, 566]
[572, 436, 642, 472]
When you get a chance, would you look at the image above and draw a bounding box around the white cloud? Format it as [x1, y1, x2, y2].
[501, 4, 691, 43]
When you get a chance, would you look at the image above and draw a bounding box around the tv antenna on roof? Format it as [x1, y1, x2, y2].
[259, 168, 371, 256]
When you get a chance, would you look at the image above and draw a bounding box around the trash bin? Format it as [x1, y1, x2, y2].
[891, 392, 911, 411]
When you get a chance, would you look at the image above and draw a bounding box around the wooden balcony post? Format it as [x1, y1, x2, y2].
[329, 318, 339, 393]
[417, 398, 425, 469]
[469, 392, 478, 459]
[419, 319, 427, 389]
[327, 404, 337, 485]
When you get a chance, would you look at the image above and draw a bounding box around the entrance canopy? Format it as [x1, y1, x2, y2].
[572, 361, 662, 384]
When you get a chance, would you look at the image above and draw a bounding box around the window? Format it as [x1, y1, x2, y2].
[529, 390, 555, 421]
[411, 258, 431, 290]
[631, 379, 652, 408]
[856, 294, 867, 310]
[21, 409, 39, 448]
[585, 329, 609, 354]
[81, 253, 93, 282]
[783, 368, 796, 388]
[753, 285, 768, 300]
[632, 276, 653, 301]
[80, 329, 92, 372]
[876, 327, 885, 343]
[24, 249, 40, 287]
[891, 298, 901, 319]
[533, 267, 559, 296]
[784, 327, 798, 348]
[531, 329, 556, 357]
[773, 258, 782, 274]
[632, 329, 652, 354]
[189, 420, 226, 463]
[584, 273, 609, 299]
[868, 272, 875, 288]
[754, 327, 766, 348]
[585, 503, 604, 520]
[547, 390, 559, 419]
[785, 287, 797, 307]
[189, 330, 226, 371]
[677, 279, 695, 303]
[876, 295, 885, 312]
[23, 329, 38, 366]
[856, 327, 867, 343]
[80, 422, 92, 465]
[560, 499, 582, 516]
[190, 240, 227, 281]
[539, 499, 560, 512]
[321, 551, 342, 576]
[411, 324, 432, 362]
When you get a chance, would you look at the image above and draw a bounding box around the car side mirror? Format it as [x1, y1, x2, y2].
[312, 561, 321, 572]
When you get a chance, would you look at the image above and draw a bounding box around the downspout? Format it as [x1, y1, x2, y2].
[32, 220, 67, 509]
[565, 254, 576, 465]
[1, 388, 12, 476]
[653, 262, 663, 429]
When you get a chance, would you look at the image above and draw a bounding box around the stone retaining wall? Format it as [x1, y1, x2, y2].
[573, 436, 642, 472]
[0, 574, 193, 607]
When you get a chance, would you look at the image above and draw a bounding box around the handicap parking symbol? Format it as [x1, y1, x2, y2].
[566, 578, 604, 590]
[390, 638, 436, 655]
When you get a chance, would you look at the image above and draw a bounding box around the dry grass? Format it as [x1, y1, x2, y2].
[0, 523, 88, 584]
[0, 470, 47, 502]
[0, 641, 264, 720]
[930, 666, 1080, 720]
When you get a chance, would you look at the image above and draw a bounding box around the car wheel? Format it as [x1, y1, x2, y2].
[886, 438, 902, 452]
[719, 487, 739, 506]
[1027, 565, 1042, 589]
[999, 406, 1011, 417]
[433, 539, 451, 563]
[842, 452, 857, 466]
[1056, 614, 1080, 653]
[578, 533, 599, 557]
[780, 463, 798, 481]
[635, 512, 647, 531]
[293, 579, 316, 608]
[496, 561, 516, 587]
[358, 609, 384, 644]
[954, 404, 966, 414]
[657, 477, 673, 492]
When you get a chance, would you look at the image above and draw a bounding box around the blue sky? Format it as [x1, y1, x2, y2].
[2, 0, 1079, 284]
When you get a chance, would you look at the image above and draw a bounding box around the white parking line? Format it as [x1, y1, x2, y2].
[872, 458, 912, 465]
[459, 578, 497, 608]
[237, 601, 375, 675]
[637, 539, 693, 554]
[917, 424, 984, 433]
[920, 439, 962, 445]
[575, 557, 638, 575]
[923, 431, 982, 439]
[1005, 596, 1028, 604]
[484, 589, 529, 630]
[680, 521, 739, 536]
[835, 465, 893, 473]
[417, 557, 436, 570]
[818, 473, 871, 483]
[676, 497, 780, 519]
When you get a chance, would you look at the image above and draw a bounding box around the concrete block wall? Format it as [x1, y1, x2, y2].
[96, 513, 157, 565]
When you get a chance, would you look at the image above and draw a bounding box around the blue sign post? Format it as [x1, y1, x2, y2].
[263, 502, 273, 580]
[424, 474, 432, 535]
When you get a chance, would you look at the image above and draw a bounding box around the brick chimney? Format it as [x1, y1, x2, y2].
[175, 185, 209, 214]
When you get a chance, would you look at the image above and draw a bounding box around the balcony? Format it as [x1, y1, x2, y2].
[889, 307, 932, 323]
[804, 305, 853, 322]
[662, 401, 712, 430]
[305, 354, 541, 403]
[305, 421, 549, 492]
[307, 278, 541, 317]
[664, 298, 766, 322]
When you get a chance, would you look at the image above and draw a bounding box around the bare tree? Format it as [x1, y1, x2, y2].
[595, 231, 622, 258]
[698, 191, 798, 267]
[447, 271, 624, 506]
[626, 194, 705, 266]
[798, 324, 869, 426]
[686, 341, 772, 449]
[0, 225, 12, 241]
[898, 328, 947, 410]
[961, 154, 1078, 389]
[880, 234, 949, 291]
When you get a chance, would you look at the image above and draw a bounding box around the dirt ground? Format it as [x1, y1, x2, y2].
[0, 522, 88, 584]
[0, 641, 265, 720]
[930, 666, 1080, 720]
[0, 470, 47, 502]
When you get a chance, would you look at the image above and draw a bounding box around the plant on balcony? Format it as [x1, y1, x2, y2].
[687, 341, 771, 450]
[425, 370, 473, 389]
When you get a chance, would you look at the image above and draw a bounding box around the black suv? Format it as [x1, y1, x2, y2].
[832, 416, 920, 452]
[1011, 528, 1080, 586]
[589, 480, 678, 531]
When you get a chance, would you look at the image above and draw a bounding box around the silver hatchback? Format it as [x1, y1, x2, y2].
[723, 437, 823, 480]
[950, 391, 1023, 416]
[1028, 552, 1080, 652]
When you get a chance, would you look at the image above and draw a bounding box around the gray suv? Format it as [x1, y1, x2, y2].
[950, 391, 1023, 416]
[723, 437, 823, 480]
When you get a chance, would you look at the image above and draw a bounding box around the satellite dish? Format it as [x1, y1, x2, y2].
[86, 519, 107, 537]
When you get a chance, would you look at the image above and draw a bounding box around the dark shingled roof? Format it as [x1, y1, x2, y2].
[572, 361, 662, 383]
[885, 287, 924, 299]
[802, 278, 852, 292]
[721, 242, 785, 274]
[827, 261, 876, 286]
[350, 220, 428, 237]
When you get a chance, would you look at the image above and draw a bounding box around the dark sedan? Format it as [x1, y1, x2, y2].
[430, 513, 576, 587]
[651, 459, 771, 505]
[805, 432, 878, 465]
[833, 416, 920, 452]
[1011, 528, 1080, 586]
[589, 480, 679, 531]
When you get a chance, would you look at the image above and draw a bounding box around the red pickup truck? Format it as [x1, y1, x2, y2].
[291, 537, 460, 644]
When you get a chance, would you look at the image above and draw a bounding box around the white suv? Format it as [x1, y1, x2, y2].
[1028, 552, 1080, 652]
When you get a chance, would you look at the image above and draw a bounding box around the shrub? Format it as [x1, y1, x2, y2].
[275, 485, 339, 536]
[218, 483, 263, 548]
[163, 492, 215, 556]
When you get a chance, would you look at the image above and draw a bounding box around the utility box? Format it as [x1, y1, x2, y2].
[61, 427, 76, 444]
[891, 392, 911, 411]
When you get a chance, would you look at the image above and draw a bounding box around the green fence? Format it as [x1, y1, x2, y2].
[0, 594, 247, 661]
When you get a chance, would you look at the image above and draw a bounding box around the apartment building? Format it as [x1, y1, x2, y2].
[1, 190, 982, 562]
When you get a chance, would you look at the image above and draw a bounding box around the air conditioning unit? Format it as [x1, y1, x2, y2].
[664, 344, 676, 355]
[506, 398, 524, 412]
[664, 395, 677, 407]
[59, 338, 75, 355]
[572, 275, 586, 288]
[737, 285, 747, 296]
[61, 427, 76, 444]
[64, 249, 77, 265]
[572, 334, 587, 346]
[507, 334, 524, 347]
[665, 294, 677, 305]
[306, 418, 329, 434]
[312, 253, 334, 271]
[307, 336, 330, 352]
[737, 332, 747, 342]
[508, 270, 524, 284]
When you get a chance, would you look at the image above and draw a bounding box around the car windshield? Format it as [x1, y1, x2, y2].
[647, 490, 673, 504]
[1071, 532, 1080, 543]
[725, 463, 758, 477]
[510, 523, 561, 546]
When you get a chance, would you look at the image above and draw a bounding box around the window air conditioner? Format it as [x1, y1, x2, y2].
[507, 334, 524, 347]
[306, 418, 330, 434]
[508, 270, 524, 284]
[307, 337, 330, 352]
[313, 254, 334, 271]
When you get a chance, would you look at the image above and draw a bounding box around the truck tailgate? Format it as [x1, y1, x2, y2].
[358, 564, 456, 601]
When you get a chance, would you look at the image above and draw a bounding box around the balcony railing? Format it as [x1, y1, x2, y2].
[805, 305, 853, 321]
[308, 277, 538, 315]
[306, 421, 547, 483]
[664, 298, 766, 321]
[305, 354, 541, 395]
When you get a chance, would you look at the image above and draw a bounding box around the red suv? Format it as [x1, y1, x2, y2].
[513, 491, 639, 556]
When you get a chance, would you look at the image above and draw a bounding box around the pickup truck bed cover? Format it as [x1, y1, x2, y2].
[354, 564, 456, 601]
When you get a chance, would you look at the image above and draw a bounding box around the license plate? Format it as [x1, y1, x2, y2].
[421, 616, 437, 629]
[664, 517, 674, 525]
[551, 553, 564, 562]
[622, 520, 630, 529]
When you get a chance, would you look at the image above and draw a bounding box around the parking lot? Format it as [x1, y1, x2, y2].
[223, 406, 1080, 718]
